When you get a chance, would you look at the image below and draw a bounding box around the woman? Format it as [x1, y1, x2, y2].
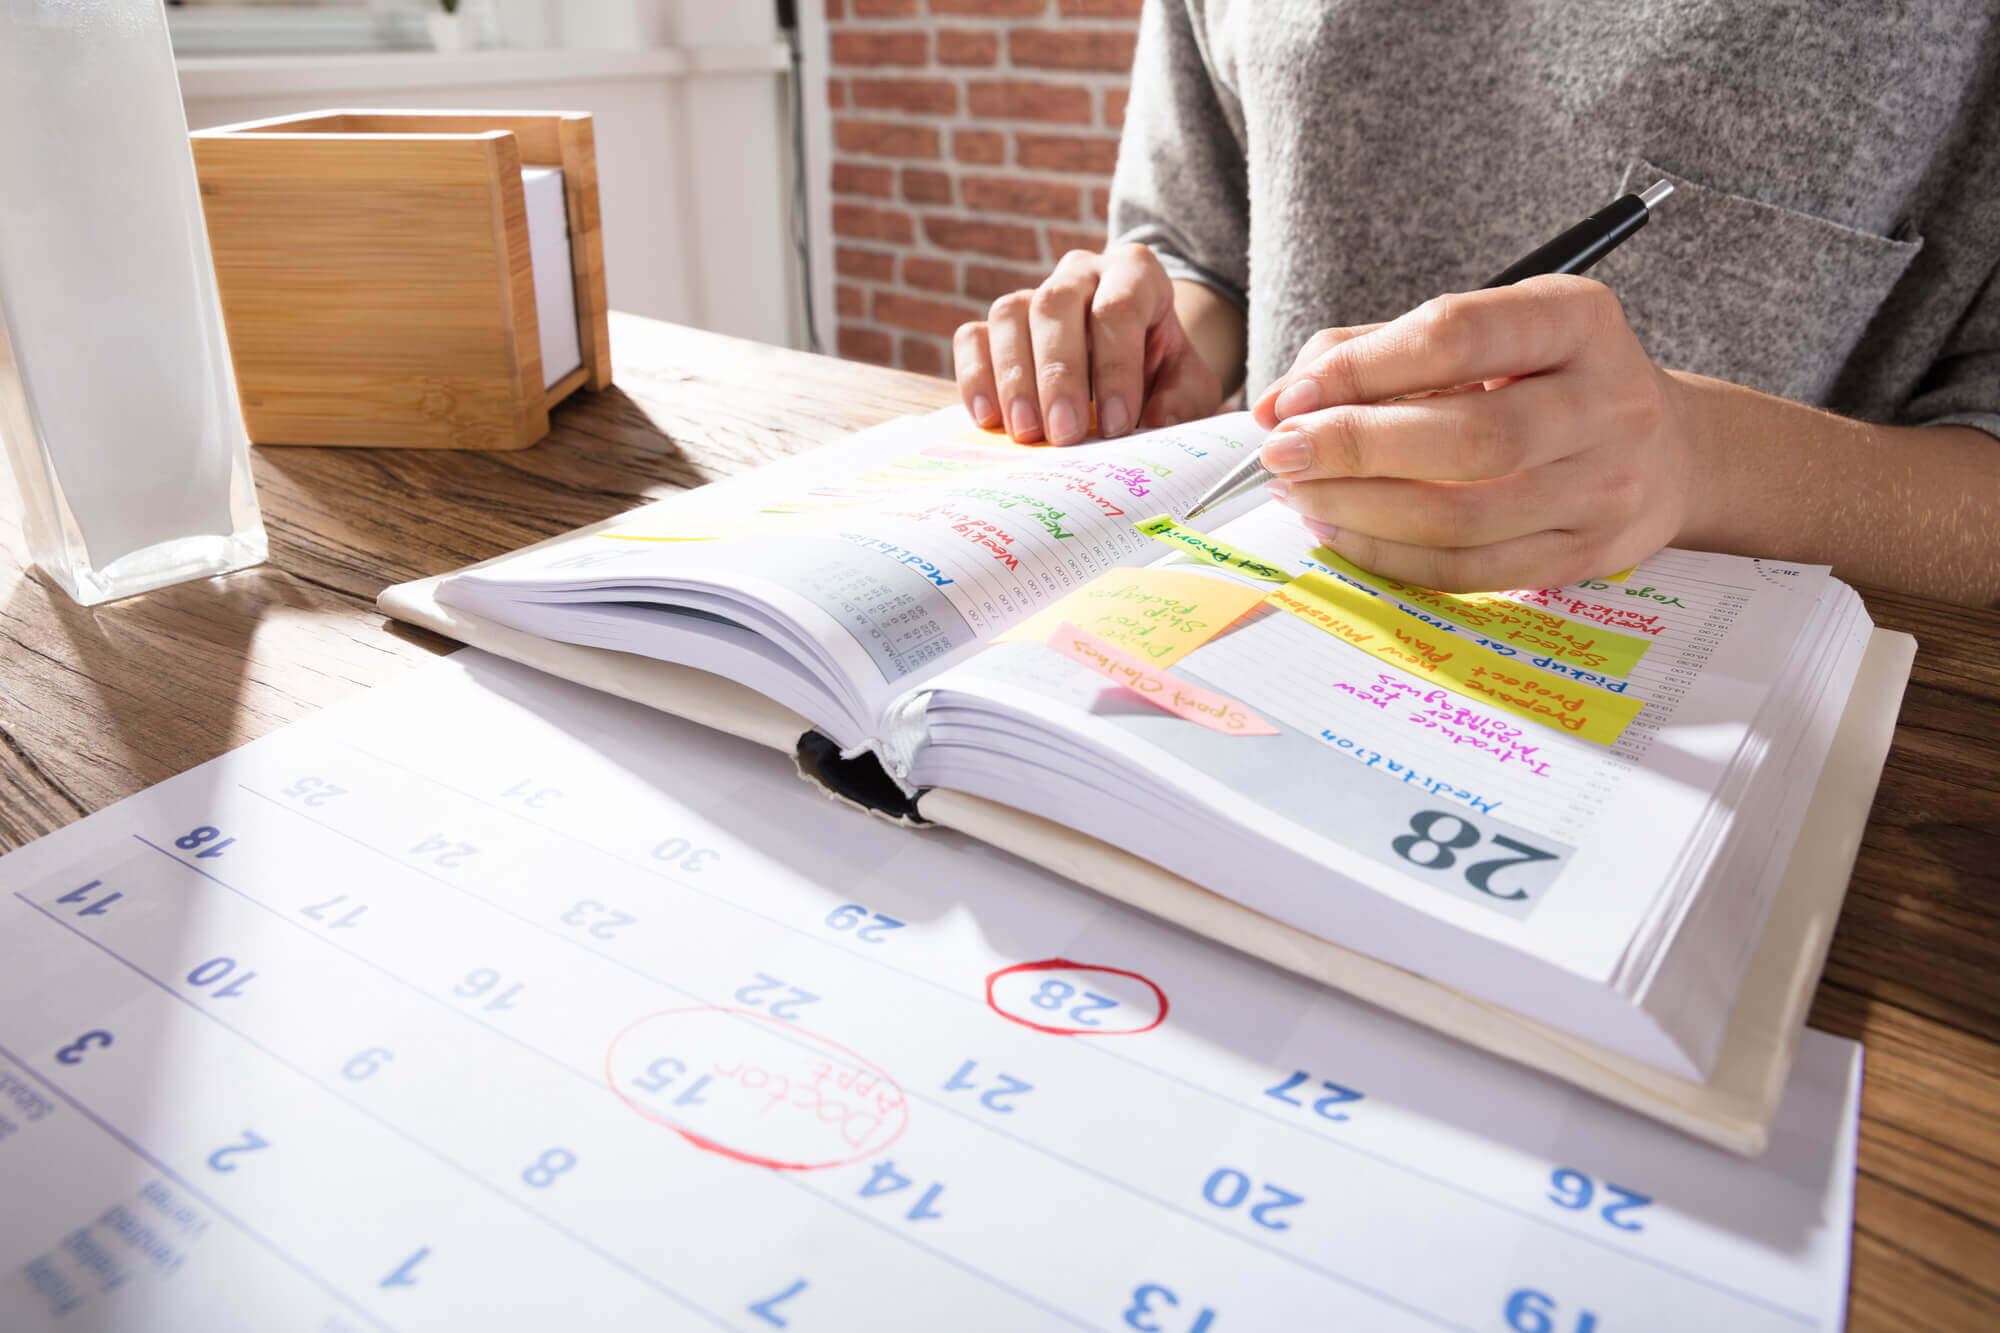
[952, 1, 2000, 604]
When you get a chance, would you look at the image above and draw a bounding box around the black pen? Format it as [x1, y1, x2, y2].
[1179, 179, 1675, 523]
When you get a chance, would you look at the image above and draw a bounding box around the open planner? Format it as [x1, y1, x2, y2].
[379, 409, 1914, 1153]
[0, 651, 1862, 1330]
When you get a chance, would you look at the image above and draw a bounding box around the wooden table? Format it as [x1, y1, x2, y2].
[3, 313, 1995, 1328]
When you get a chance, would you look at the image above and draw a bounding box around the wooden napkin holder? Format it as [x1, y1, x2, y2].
[190, 110, 612, 450]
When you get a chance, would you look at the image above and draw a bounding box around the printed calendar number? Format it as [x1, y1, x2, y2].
[302, 895, 368, 930]
[343, 1048, 394, 1081]
[500, 779, 563, 809]
[1392, 812, 1559, 902]
[55, 879, 122, 917]
[561, 899, 639, 940]
[857, 1159, 944, 1222]
[1506, 1288, 1598, 1333]
[1201, 1167, 1304, 1231]
[1548, 1167, 1652, 1232]
[823, 903, 906, 943]
[942, 1059, 1034, 1113]
[380, 1246, 430, 1290]
[280, 776, 347, 807]
[631, 1057, 711, 1106]
[207, 1130, 270, 1173]
[454, 967, 525, 1011]
[54, 1029, 113, 1066]
[606, 1008, 909, 1171]
[175, 826, 236, 859]
[1263, 1069, 1364, 1122]
[651, 836, 721, 873]
[1123, 1283, 1216, 1333]
[186, 956, 257, 999]
[986, 960, 1168, 1037]
[522, 1147, 577, 1188]
[410, 834, 478, 869]
[734, 972, 819, 1020]
[748, 1279, 808, 1327]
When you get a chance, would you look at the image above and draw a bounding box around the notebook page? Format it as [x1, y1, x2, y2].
[443, 409, 1265, 731]
[0, 651, 1859, 1331]
[916, 502, 1834, 983]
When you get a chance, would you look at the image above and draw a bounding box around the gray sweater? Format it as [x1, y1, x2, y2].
[1108, 0, 2000, 439]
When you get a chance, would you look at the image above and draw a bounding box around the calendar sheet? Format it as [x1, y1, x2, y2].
[0, 652, 1860, 1331]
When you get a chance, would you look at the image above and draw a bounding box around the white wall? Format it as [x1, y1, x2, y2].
[177, 38, 800, 348]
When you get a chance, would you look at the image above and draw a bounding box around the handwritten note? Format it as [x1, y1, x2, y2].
[1047, 621, 1279, 735]
[1312, 550, 1653, 676]
[1135, 514, 1292, 582]
[996, 567, 1268, 665]
[1267, 572, 1646, 746]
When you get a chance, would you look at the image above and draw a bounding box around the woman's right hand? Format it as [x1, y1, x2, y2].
[951, 242, 1223, 445]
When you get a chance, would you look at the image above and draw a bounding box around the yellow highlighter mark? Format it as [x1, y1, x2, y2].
[996, 566, 1269, 666]
[1311, 550, 1652, 677]
[1268, 571, 1645, 746]
[1135, 514, 1292, 582]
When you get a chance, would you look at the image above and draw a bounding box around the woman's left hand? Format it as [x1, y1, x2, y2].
[1250, 275, 1696, 591]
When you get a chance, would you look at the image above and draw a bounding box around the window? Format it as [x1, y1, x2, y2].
[166, 1, 444, 57]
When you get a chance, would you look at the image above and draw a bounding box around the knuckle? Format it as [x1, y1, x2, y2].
[952, 321, 986, 352]
[1417, 293, 1474, 364]
[1598, 467, 1648, 520]
[1617, 375, 1668, 439]
[1029, 281, 1080, 321]
[1310, 410, 1367, 476]
[1311, 349, 1369, 410]
[1036, 359, 1083, 393]
[1419, 486, 1480, 547]
[1427, 548, 1485, 594]
[994, 360, 1035, 399]
[1113, 240, 1156, 270]
[988, 291, 1029, 322]
[1089, 284, 1142, 325]
[1059, 247, 1101, 269]
[1453, 410, 1520, 477]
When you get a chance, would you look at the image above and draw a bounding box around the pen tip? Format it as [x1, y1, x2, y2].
[1638, 179, 1674, 210]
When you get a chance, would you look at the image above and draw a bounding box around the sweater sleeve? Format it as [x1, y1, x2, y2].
[1898, 261, 2000, 441]
[1107, 0, 1252, 313]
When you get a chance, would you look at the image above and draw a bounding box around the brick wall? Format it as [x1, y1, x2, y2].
[826, 0, 1142, 378]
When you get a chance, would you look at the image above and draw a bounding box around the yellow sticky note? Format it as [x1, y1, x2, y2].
[1311, 550, 1652, 676]
[1135, 514, 1292, 582]
[996, 566, 1269, 665]
[1602, 565, 1637, 583]
[1268, 571, 1646, 746]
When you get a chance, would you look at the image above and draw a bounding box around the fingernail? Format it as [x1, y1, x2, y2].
[1274, 378, 1322, 419]
[1098, 395, 1130, 438]
[1302, 517, 1339, 543]
[1046, 399, 1082, 445]
[972, 395, 998, 427]
[1261, 431, 1312, 473]
[1265, 479, 1290, 502]
[1008, 397, 1041, 440]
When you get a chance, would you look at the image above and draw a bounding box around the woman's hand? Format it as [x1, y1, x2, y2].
[1251, 275, 1695, 591]
[953, 243, 1223, 445]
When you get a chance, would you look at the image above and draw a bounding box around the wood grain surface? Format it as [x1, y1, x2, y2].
[3, 312, 1995, 1327]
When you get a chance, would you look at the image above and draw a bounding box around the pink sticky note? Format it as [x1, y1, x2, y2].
[1048, 621, 1279, 736]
